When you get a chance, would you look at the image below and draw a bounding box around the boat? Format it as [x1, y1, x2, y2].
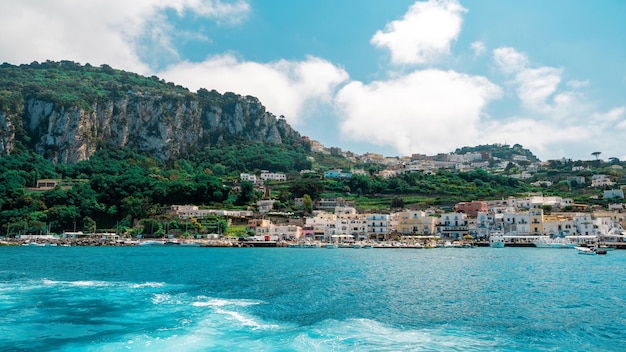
[138, 240, 165, 246]
[575, 246, 607, 255]
[534, 236, 577, 249]
[576, 246, 596, 255]
[489, 233, 505, 248]
[325, 244, 338, 249]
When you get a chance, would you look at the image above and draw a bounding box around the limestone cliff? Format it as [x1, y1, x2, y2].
[0, 85, 302, 164]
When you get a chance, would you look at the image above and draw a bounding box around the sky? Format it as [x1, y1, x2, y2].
[1, 0, 625, 161]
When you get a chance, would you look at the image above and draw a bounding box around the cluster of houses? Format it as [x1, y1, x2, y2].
[241, 140, 625, 198]
[168, 194, 626, 243]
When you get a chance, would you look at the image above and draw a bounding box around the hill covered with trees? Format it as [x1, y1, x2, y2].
[0, 61, 304, 163]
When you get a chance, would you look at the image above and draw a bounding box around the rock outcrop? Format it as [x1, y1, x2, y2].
[1, 91, 302, 163]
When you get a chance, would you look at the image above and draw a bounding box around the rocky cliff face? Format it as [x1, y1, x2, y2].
[0, 92, 302, 163]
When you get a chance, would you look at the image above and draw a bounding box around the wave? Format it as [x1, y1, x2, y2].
[129, 282, 166, 289]
[191, 297, 264, 308]
[75, 316, 504, 352]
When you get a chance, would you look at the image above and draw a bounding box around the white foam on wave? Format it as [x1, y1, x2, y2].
[290, 318, 499, 351]
[71, 280, 111, 287]
[40, 278, 112, 287]
[213, 307, 279, 330]
[151, 293, 172, 304]
[129, 282, 165, 289]
[79, 316, 497, 352]
[191, 297, 263, 308]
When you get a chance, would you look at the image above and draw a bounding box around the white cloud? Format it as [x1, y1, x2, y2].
[334, 69, 501, 155]
[493, 47, 529, 75]
[493, 47, 587, 116]
[480, 118, 592, 158]
[470, 41, 486, 57]
[371, 0, 466, 65]
[593, 107, 626, 124]
[515, 66, 563, 111]
[0, 0, 249, 73]
[567, 80, 589, 89]
[158, 54, 349, 125]
[167, 0, 249, 24]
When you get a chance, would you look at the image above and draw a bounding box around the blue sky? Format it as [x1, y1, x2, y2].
[1, 0, 625, 161]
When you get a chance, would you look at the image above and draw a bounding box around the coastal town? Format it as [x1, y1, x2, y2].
[2, 140, 625, 249]
[5, 147, 626, 249]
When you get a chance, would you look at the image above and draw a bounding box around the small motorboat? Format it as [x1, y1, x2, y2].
[575, 246, 607, 255]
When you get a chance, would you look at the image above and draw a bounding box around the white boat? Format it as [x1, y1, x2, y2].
[576, 246, 596, 255]
[138, 240, 165, 246]
[576, 246, 607, 255]
[534, 236, 577, 249]
[325, 244, 338, 249]
[489, 233, 505, 248]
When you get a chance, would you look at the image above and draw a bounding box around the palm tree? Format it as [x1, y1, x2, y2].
[592, 151, 601, 160]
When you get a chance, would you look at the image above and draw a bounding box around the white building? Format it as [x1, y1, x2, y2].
[366, 214, 390, 239]
[240, 173, 258, 184]
[260, 171, 287, 182]
[591, 175, 615, 188]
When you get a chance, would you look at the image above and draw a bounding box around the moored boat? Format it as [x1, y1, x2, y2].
[576, 246, 607, 255]
[489, 232, 505, 248]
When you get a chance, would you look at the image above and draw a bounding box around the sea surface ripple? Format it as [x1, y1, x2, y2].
[0, 246, 624, 351]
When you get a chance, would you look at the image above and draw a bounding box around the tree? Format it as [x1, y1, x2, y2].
[236, 181, 255, 206]
[288, 178, 324, 199]
[302, 194, 313, 214]
[83, 216, 96, 233]
[592, 151, 601, 160]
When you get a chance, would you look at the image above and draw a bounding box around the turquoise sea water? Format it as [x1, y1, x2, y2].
[0, 246, 624, 351]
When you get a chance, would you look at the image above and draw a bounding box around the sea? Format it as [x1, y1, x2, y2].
[0, 246, 624, 352]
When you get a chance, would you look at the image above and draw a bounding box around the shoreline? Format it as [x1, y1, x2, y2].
[2, 238, 625, 249]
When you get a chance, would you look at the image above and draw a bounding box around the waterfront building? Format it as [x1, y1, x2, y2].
[436, 212, 469, 239]
[249, 219, 302, 240]
[542, 214, 575, 237]
[336, 213, 367, 240]
[454, 201, 488, 218]
[573, 214, 594, 236]
[305, 211, 337, 240]
[366, 214, 390, 240]
[395, 210, 437, 235]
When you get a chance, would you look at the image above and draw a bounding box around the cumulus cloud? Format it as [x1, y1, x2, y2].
[371, 0, 466, 65]
[0, 0, 249, 73]
[480, 118, 592, 158]
[493, 47, 586, 116]
[493, 47, 529, 75]
[335, 69, 501, 155]
[158, 54, 349, 125]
